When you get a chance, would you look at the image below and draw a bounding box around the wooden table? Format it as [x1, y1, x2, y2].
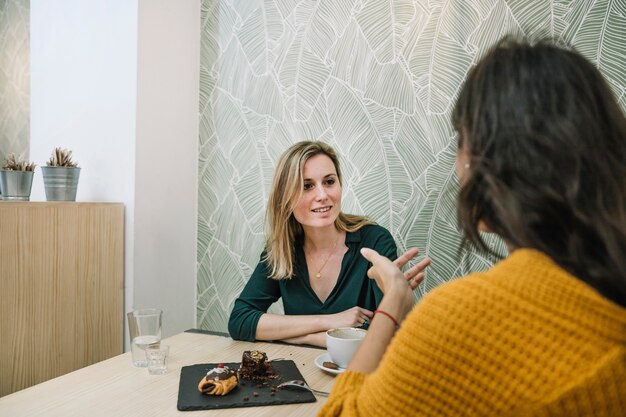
[0, 331, 336, 416]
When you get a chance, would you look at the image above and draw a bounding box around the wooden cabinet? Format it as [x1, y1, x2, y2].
[0, 202, 124, 396]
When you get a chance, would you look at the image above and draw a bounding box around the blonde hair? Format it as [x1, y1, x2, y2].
[265, 141, 372, 279]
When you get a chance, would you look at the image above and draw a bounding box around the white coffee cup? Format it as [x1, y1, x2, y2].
[326, 327, 367, 368]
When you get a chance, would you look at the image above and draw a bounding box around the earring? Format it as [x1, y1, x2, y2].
[464, 163, 470, 169]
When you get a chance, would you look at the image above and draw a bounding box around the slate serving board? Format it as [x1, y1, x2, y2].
[177, 360, 316, 411]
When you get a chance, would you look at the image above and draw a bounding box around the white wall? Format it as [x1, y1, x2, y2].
[30, 0, 199, 347]
[30, 0, 138, 204]
[134, 0, 199, 339]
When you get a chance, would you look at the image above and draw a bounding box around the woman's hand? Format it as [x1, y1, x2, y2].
[361, 247, 430, 321]
[399, 248, 431, 289]
[284, 307, 373, 346]
[325, 306, 374, 329]
[363, 247, 431, 293]
[342, 248, 430, 374]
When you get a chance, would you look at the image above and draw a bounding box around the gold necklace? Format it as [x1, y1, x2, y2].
[308, 235, 341, 279]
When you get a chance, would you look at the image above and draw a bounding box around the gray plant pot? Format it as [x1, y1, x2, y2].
[41, 166, 81, 201]
[0, 170, 35, 201]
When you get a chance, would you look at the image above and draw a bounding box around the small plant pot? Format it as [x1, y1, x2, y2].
[41, 166, 81, 201]
[0, 170, 35, 201]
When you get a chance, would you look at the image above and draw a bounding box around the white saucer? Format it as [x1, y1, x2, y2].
[314, 353, 345, 375]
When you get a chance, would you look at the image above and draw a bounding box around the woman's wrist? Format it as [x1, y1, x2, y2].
[378, 287, 413, 322]
[317, 314, 330, 331]
[374, 309, 400, 328]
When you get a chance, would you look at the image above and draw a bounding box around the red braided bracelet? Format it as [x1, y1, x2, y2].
[374, 309, 400, 328]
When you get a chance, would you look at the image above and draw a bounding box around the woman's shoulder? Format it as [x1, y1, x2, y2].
[406, 249, 597, 329]
[351, 223, 392, 239]
[346, 224, 396, 256]
[399, 270, 517, 354]
[413, 251, 529, 304]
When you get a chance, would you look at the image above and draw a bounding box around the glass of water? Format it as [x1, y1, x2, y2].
[127, 309, 162, 367]
[146, 345, 169, 375]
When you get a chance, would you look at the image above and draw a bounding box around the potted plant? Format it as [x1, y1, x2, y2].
[0, 154, 36, 201]
[41, 147, 81, 201]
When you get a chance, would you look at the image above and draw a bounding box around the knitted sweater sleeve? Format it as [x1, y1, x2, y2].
[317, 279, 476, 417]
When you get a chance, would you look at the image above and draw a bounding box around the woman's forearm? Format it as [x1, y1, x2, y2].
[255, 313, 330, 343]
[282, 331, 327, 347]
[347, 288, 408, 373]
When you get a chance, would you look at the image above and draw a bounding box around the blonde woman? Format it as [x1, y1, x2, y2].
[228, 141, 430, 347]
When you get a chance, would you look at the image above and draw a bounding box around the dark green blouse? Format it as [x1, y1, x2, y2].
[228, 224, 397, 341]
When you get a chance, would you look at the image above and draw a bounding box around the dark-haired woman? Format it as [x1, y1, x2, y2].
[318, 38, 626, 417]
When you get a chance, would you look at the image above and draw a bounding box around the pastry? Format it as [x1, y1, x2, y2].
[238, 350, 276, 381]
[198, 364, 238, 396]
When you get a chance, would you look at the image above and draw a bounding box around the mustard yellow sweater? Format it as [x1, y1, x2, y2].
[317, 249, 626, 417]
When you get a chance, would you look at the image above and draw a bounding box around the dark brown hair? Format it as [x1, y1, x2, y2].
[453, 37, 626, 307]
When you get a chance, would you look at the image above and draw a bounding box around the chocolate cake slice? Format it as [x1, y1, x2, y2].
[238, 350, 276, 381]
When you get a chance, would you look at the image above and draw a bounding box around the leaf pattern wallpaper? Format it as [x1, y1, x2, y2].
[0, 0, 30, 166]
[197, 0, 626, 332]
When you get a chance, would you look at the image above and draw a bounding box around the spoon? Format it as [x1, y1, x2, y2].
[277, 380, 329, 397]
